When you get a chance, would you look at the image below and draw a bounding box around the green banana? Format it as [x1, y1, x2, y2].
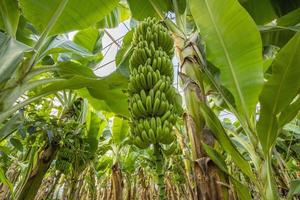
[153, 80, 163, 93]
[148, 129, 156, 143]
[161, 110, 171, 122]
[141, 130, 150, 142]
[159, 81, 166, 92]
[154, 90, 161, 100]
[147, 72, 153, 88]
[132, 102, 143, 118]
[153, 98, 160, 114]
[143, 120, 151, 131]
[157, 101, 167, 116]
[150, 117, 156, 131]
[157, 57, 162, 71]
[149, 89, 154, 103]
[128, 17, 177, 147]
[146, 96, 152, 113]
[137, 100, 147, 114]
[135, 136, 149, 149]
[137, 122, 144, 133]
[160, 127, 175, 145]
[152, 71, 158, 84]
[156, 117, 162, 128]
[140, 74, 148, 89]
[140, 90, 147, 105]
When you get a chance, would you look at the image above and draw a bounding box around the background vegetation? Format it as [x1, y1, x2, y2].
[0, 0, 300, 199]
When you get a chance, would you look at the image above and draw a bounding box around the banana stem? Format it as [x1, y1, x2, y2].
[153, 144, 166, 200]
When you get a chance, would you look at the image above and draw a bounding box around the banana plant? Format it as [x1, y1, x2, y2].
[127, 0, 300, 199]
[0, 0, 130, 126]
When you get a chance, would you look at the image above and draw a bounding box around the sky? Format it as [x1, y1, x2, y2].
[94, 20, 131, 76]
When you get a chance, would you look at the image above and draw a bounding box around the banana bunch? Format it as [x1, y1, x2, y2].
[132, 18, 174, 58]
[58, 148, 74, 163]
[55, 159, 70, 174]
[128, 17, 177, 149]
[55, 147, 74, 173]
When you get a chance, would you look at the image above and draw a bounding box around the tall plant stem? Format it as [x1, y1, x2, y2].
[15, 145, 58, 200]
[154, 144, 166, 200]
[259, 153, 279, 200]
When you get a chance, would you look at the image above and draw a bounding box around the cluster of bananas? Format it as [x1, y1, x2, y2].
[129, 17, 177, 149]
[55, 148, 73, 174]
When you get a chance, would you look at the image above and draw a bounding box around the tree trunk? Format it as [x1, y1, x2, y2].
[153, 144, 166, 200]
[0, 161, 19, 199]
[111, 163, 123, 200]
[16, 145, 58, 200]
[138, 169, 148, 200]
[175, 128, 196, 200]
[34, 171, 61, 200]
[125, 176, 131, 200]
[173, 33, 228, 200]
[132, 178, 137, 200]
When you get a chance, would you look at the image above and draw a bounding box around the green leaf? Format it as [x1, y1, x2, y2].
[202, 143, 252, 200]
[231, 178, 252, 200]
[112, 116, 129, 145]
[190, 0, 264, 120]
[97, 8, 120, 29]
[287, 179, 300, 200]
[39, 35, 96, 60]
[283, 124, 300, 135]
[10, 137, 23, 151]
[198, 102, 254, 179]
[239, 0, 277, 25]
[127, 0, 170, 20]
[258, 31, 300, 154]
[56, 61, 96, 78]
[73, 28, 100, 52]
[202, 143, 228, 173]
[271, 0, 300, 17]
[277, 8, 300, 26]
[259, 25, 300, 33]
[278, 97, 300, 127]
[1, 78, 63, 113]
[19, 0, 119, 35]
[96, 155, 113, 172]
[0, 32, 31, 84]
[85, 111, 106, 155]
[15, 16, 36, 46]
[260, 9, 300, 48]
[0, 113, 21, 141]
[0, 167, 13, 195]
[39, 62, 129, 117]
[0, 0, 20, 36]
[173, 0, 186, 15]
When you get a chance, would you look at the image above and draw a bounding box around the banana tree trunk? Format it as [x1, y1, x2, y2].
[16, 145, 58, 200]
[73, 173, 85, 200]
[44, 172, 61, 200]
[153, 144, 167, 200]
[175, 128, 196, 200]
[0, 161, 19, 199]
[138, 168, 148, 200]
[111, 162, 123, 200]
[173, 33, 228, 200]
[125, 175, 132, 200]
[34, 171, 60, 200]
[132, 178, 137, 200]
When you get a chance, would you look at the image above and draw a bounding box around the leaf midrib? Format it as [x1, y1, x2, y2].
[204, 0, 249, 119]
